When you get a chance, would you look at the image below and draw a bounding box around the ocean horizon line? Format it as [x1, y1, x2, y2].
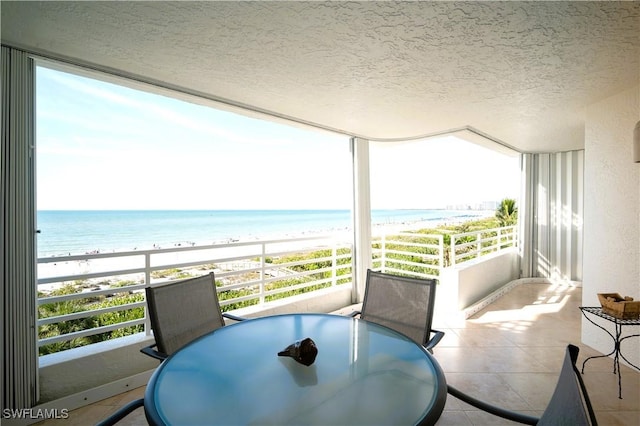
[36, 209, 492, 257]
[37, 207, 458, 212]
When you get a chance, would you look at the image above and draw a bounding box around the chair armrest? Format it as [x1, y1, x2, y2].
[223, 312, 248, 322]
[348, 310, 362, 318]
[424, 329, 445, 352]
[140, 344, 167, 361]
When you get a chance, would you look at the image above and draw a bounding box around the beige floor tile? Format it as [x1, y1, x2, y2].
[500, 321, 582, 347]
[449, 327, 517, 347]
[435, 313, 490, 330]
[445, 373, 531, 411]
[109, 406, 146, 426]
[433, 328, 463, 347]
[581, 371, 640, 411]
[497, 372, 557, 411]
[433, 346, 550, 373]
[517, 345, 571, 371]
[441, 393, 469, 411]
[435, 410, 473, 425]
[463, 409, 540, 426]
[595, 410, 640, 426]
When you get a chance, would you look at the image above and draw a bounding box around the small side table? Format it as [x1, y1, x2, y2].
[579, 306, 640, 399]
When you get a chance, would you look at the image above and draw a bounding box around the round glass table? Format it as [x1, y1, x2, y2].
[144, 313, 446, 425]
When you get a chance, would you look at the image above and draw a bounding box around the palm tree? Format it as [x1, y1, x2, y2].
[496, 198, 518, 226]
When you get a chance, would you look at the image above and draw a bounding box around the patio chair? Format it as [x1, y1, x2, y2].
[350, 269, 444, 353]
[141, 272, 246, 360]
[447, 344, 598, 425]
[95, 398, 144, 426]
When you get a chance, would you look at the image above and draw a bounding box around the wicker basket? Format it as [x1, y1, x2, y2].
[598, 293, 640, 319]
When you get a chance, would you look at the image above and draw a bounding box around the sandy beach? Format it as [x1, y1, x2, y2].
[37, 212, 493, 291]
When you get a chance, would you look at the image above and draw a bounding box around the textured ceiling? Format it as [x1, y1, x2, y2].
[2, 1, 639, 153]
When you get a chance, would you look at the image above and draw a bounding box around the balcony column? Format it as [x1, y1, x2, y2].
[350, 137, 372, 303]
[519, 153, 535, 278]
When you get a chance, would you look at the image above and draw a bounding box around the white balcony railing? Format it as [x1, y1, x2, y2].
[37, 235, 352, 354]
[373, 232, 444, 279]
[450, 225, 517, 265]
[37, 226, 517, 354]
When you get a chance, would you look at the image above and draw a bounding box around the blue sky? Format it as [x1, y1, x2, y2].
[36, 65, 520, 210]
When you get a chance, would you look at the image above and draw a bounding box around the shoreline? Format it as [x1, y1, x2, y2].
[38, 210, 493, 258]
[37, 211, 494, 288]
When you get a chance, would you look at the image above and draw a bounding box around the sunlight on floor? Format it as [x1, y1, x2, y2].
[471, 295, 568, 323]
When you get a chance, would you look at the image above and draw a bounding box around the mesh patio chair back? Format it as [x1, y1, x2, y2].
[359, 269, 439, 347]
[538, 344, 598, 425]
[447, 344, 598, 425]
[145, 272, 225, 357]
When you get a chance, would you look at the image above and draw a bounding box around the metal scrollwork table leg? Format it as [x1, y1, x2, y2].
[579, 307, 640, 399]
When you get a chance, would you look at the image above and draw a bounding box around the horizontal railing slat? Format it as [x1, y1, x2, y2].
[38, 318, 146, 347]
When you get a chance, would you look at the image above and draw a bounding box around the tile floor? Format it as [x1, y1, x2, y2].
[36, 283, 639, 426]
[433, 283, 639, 425]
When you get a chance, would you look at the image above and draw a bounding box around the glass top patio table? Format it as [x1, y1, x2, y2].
[144, 313, 447, 426]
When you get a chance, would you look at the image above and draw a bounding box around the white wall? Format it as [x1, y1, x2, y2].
[583, 85, 640, 367]
[439, 250, 520, 311]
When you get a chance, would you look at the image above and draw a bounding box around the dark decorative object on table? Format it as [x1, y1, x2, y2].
[278, 337, 318, 366]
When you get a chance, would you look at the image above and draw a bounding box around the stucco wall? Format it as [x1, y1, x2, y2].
[583, 85, 639, 368]
[439, 250, 520, 311]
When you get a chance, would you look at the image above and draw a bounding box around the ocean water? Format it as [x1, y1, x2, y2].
[36, 209, 483, 257]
